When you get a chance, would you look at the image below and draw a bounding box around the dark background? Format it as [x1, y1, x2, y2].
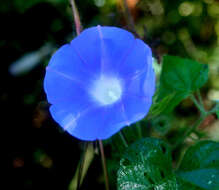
[2, 0, 219, 189]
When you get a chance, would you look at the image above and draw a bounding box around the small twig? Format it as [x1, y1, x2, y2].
[190, 94, 206, 115]
[173, 115, 205, 149]
[197, 90, 204, 108]
[98, 140, 110, 190]
[121, 0, 139, 37]
[207, 103, 219, 116]
[173, 100, 219, 149]
[69, 0, 82, 35]
[119, 131, 128, 148]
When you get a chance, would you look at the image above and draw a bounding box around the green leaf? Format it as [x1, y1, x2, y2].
[149, 92, 176, 117]
[158, 55, 208, 113]
[216, 109, 219, 118]
[117, 138, 178, 190]
[177, 141, 219, 190]
[178, 179, 203, 190]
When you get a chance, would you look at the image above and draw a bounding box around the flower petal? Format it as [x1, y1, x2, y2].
[128, 70, 155, 99]
[44, 26, 156, 141]
[44, 43, 102, 107]
[71, 27, 102, 75]
[50, 100, 131, 140]
[118, 39, 152, 79]
[97, 94, 153, 140]
[96, 26, 135, 75]
[44, 66, 94, 106]
[143, 58, 156, 98]
[47, 44, 95, 82]
[50, 104, 103, 141]
[71, 25, 135, 76]
[97, 102, 130, 139]
[122, 94, 152, 125]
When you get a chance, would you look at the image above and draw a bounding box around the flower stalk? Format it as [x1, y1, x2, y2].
[173, 114, 205, 149]
[173, 92, 219, 149]
[69, 0, 82, 35]
[121, 0, 139, 37]
[190, 94, 207, 116]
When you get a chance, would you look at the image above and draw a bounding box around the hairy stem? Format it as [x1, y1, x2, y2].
[197, 90, 204, 108]
[207, 103, 219, 115]
[190, 94, 206, 115]
[173, 115, 205, 149]
[69, 0, 82, 35]
[173, 99, 219, 149]
[121, 0, 138, 37]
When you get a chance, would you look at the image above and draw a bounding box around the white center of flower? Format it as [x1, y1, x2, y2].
[90, 76, 122, 105]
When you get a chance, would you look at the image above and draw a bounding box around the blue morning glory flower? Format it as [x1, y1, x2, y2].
[44, 26, 155, 141]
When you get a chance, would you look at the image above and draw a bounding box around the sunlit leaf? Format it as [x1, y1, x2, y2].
[117, 138, 178, 190]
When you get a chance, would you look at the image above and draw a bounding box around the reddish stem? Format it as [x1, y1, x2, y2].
[69, 0, 82, 35]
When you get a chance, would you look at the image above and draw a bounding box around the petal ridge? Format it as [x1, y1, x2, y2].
[46, 66, 86, 87]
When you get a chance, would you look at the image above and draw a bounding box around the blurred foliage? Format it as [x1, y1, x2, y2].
[177, 140, 219, 190]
